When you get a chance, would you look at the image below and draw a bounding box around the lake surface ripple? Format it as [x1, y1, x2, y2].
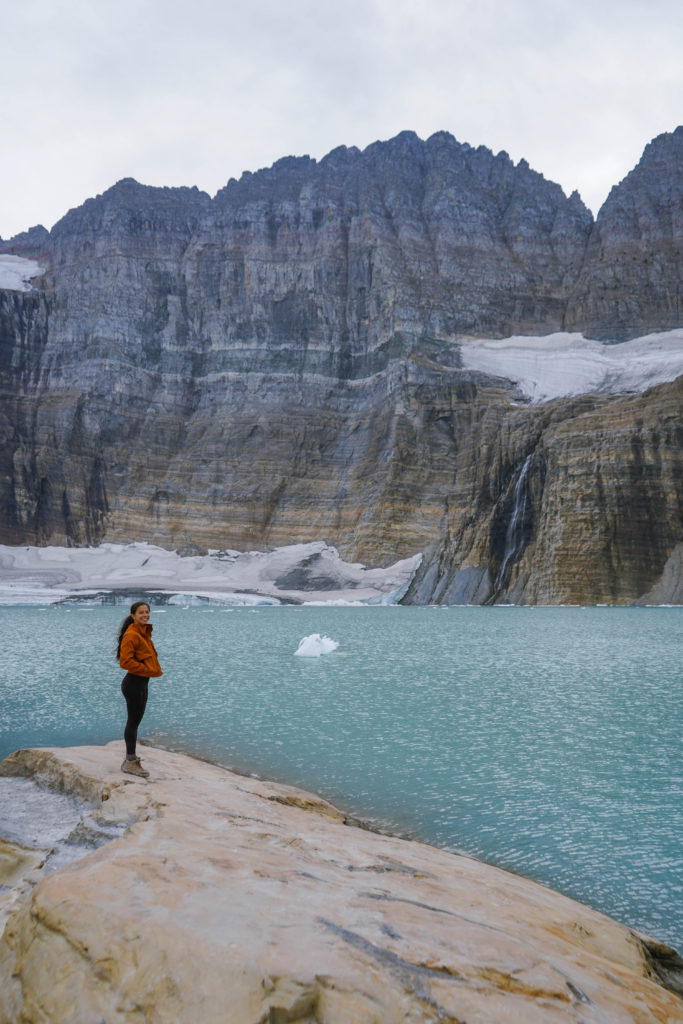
[1, 604, 681, 949]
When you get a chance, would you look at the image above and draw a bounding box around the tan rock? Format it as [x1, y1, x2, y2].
[405, 376, 683, 605]
[0, 743, 681, 1023]
[0, 839, 49, 936]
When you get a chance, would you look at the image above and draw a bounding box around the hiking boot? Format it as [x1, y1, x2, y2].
[121, 757, 150, 778]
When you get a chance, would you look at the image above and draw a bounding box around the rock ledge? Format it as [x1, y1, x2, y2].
[0, 743, 681, 1023]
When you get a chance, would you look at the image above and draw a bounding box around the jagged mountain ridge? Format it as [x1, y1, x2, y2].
[0, 128, 681, 604]
[566, 127, 683, 339]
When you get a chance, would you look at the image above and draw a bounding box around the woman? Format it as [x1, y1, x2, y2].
[116, 601, 163, 778]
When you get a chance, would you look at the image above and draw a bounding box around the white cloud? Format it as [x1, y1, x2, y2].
[1, 0, 681, 239]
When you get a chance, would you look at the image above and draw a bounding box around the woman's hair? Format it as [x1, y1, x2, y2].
[115, 601, 150, 661]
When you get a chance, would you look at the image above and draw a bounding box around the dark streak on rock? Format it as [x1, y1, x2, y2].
[565, 979, 591, 1004]
[358, 890, 510, 937]
[317, 917, 467, 1016]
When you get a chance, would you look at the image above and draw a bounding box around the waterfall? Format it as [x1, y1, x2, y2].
[495, 454, 533, 592]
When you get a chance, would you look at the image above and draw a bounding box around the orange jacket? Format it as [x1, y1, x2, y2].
[119, 622, 163, 678]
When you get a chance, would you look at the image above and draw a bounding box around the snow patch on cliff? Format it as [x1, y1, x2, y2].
[0, 255, 44, 291]
[0, 542, 421, 606]
[459, 329, 683, 404]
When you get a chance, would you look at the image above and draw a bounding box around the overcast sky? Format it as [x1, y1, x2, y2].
[1, 0, 681, 239]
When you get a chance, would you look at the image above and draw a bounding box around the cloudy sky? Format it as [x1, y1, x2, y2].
[2, 0, 681, 239]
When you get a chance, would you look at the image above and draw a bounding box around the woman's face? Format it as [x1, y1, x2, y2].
[133, 604, 150, 625]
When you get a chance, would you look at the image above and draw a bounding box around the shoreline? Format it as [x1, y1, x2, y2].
[136, 736, 428, 845]
[3, 603, 682, 960]
[10, 730, 681, 946]
[1, 742, 682, 1022]
[2, 543, 681, 608]
[135, 733, 683, 952]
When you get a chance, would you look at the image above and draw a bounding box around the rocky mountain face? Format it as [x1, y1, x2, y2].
[0, 128, 681, 604]
[404, 376, 682, 605]
[566, 126, 683, 341]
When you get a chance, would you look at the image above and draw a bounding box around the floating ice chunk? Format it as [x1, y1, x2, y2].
[294, 633, 339, 657]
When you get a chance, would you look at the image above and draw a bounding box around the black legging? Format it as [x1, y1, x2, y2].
[121, 673, 149, 758]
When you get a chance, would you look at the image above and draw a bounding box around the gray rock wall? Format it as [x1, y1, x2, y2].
[566, 127, 683, 340]
[0, 129, 681, 603]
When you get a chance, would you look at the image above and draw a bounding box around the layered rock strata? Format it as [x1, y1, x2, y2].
[0, 743, 681, 1023]
[0, 129, 681, 603]
[404, 376, 683, 605]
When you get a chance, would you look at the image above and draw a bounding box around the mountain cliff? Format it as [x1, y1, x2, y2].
[0, 129, 681, 604]
[566, 126, 683, 340]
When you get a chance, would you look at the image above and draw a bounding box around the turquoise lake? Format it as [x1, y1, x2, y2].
[1, 603, 681, 950]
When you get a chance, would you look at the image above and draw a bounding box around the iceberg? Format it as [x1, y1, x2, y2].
[294, 634, 339, 657]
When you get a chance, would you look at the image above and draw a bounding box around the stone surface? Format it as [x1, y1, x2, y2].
[566, 127, 683, 341]
[0, 130, 681, 604]
[0, 743, 681, 1023]
[404, 376, 683, 605]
